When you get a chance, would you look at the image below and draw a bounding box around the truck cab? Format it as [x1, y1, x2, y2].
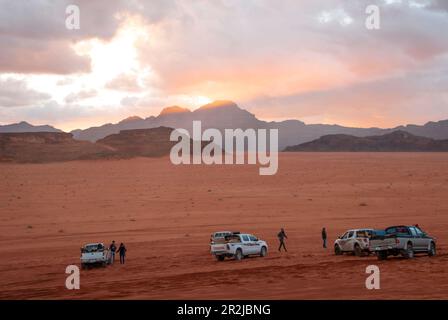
[210, 232, 268, 261]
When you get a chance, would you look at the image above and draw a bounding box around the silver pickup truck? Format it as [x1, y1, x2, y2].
[370, 225, 436, 260]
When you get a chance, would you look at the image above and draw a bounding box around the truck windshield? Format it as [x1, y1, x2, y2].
[218, 235, 240, 243]
[386, 227, 410, 236]
[83, 244, 103, 252]
[356, 230, 372, 238]
[372, 230, 386, 237]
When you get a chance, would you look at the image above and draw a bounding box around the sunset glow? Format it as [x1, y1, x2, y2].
[1, 0, 448, 131]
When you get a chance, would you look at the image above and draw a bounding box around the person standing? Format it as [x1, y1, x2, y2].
[277, 228, 288, 252]
[322, 227, 327, 248]
[109, 240, 117, 264]
[118, 243, 127, 264]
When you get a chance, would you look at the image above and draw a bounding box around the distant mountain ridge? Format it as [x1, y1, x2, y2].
[68, 101, 448, 149]
[0, 121, 62, 133]
[2, 101, 448, 150]
[284, 131, 448, 152]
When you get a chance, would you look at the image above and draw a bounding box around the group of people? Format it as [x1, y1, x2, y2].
[277, 227, 327, 252]
[108, 240, 127, 264]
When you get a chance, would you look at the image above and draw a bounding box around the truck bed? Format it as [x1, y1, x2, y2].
[369, 237, 397, 252]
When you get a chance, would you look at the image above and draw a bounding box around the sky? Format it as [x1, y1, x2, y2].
[0, 0, 447, 131]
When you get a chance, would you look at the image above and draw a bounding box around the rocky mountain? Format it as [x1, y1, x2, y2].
[393, 120, 448, 140]
[3, 101, 448, 150]
[0, 132, 112, 163]
[0, 121, 62, 133]
[69, 100, 448, 150]
[284, 131, 448, 152]
[71, 100, 262, 143]
[0, 127, 183, 163]
[96, 127, 180, 158]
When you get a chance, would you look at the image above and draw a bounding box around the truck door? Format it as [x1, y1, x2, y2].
[409, 227, 424, 251]
[412, 227, 429, 251]
[248, 235, 261, 254]
[241, 234, 252, 254]
[346, 230, 355, 251]
[338, 232, 350, 251]
[248, 234, 260, 254]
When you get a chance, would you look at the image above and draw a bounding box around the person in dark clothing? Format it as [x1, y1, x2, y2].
[322, 227, 327, 248]
[109, 241, 117, 264]
[277, 228, 288, 252]
[118, 243, 127, 264]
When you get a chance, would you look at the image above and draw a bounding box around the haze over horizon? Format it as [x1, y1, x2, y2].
[1, 0, 448, 131]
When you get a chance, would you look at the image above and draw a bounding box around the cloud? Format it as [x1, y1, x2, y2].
[0, 0, 447, 128]
[317, 8, 354, 25]
[64, 89, 97, 104]
[427, 0, 448, 11]
[0, 0, 180, 74]
[120, 96, 139, 107]
[0, 78, 51, 107]
[134, 0, 448, 96]
[244, 55, 448, 127]
[0, 0, 129, 74]
[0, 36, 91, 74]
[106, 73, 142, 92]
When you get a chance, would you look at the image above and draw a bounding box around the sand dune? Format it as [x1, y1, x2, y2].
[0, 153, 447, 299]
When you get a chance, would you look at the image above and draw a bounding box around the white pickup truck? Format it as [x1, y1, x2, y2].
[334, 229, 378, 256]
[80, 243, 109, 268]
[210, 232, 268, 261]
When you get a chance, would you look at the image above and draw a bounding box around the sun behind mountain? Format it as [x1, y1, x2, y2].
[159, 106, 191, 116]
[196, 100, 238, 111]
[118, 116, 143, 124]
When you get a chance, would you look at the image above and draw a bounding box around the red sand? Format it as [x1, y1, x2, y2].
[0, 153, 447, 299]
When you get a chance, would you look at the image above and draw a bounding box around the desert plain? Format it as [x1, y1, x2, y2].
[0, 153, 447, 299]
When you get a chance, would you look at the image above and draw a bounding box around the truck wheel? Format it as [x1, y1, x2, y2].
[428, 242, 436, 257]
[234, 249, 243, 261]
[354, 244, 362, 257]
[403, 243, 414, 259]
[260, 246, 267, 257]
[216, 255, 225, 261]
[377, 251, 387, 260]
[334, 245, 342, 255]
